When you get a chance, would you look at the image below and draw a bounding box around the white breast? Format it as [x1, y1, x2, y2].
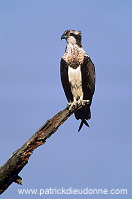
[68, 65, 83, 101]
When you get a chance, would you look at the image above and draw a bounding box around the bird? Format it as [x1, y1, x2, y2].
[60, 30, 95, 131]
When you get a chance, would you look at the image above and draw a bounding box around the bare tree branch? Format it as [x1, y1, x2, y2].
[0, 102, 88, 194]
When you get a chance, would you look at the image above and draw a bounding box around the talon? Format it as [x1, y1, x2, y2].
[77, 99, 82, 106]
[69, 102, 77, 110]
[68, 98, 78, 111]
[68, 99, 90, 111]
[82, 100, 90, 105]
[76, 99, 90, 107]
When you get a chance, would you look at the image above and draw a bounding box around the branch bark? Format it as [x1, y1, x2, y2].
[0, 102, 88, 194]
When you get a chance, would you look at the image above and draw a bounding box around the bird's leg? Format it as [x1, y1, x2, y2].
[78, 95, 90, 106]
[68, 97, 78, 110]
[68, 96, 90, 110]
[77, 95, 83, 105]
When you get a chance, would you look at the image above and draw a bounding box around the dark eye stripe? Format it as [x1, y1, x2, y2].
[70, 33, 75, 36]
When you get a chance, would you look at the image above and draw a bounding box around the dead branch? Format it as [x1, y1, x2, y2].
[0, 102, 88, 194]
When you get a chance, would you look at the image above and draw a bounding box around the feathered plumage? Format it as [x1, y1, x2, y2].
[60, 30, 95, 131]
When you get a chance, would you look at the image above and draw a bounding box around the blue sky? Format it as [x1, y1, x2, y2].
[0, 0, 132, 198]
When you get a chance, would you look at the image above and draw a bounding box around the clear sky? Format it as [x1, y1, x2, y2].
[0, 0, 132, 198]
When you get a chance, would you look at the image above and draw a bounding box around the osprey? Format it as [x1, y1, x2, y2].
[60, 30, 95, 131]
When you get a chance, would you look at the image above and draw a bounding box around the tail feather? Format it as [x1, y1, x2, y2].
[78, 119, 89, 132]
[75, 105, 91, 120]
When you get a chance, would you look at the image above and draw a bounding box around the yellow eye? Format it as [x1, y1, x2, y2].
[67, 32, 70, 36]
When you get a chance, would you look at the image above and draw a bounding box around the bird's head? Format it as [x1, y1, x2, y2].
[61, 29, 82, 47]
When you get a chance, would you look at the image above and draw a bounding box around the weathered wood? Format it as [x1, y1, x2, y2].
[0, 102, 88, 194]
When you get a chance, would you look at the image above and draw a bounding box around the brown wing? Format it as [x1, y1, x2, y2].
[75, 55, 95, 120]
[60, 58, 73, 102]
[81, 55, 96, 101]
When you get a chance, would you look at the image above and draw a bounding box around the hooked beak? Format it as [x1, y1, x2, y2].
[61, 34, 67, 40]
